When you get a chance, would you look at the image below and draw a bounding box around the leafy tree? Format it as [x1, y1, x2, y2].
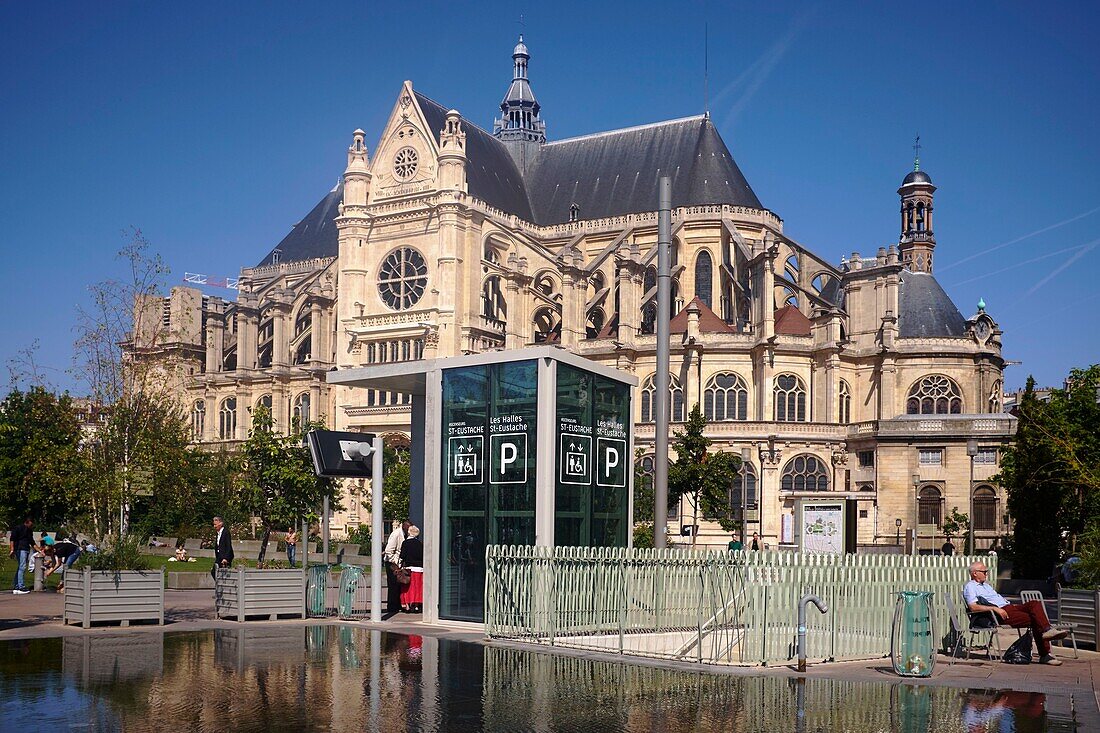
[237, 405, 337, 562]
[942, 507, 971, 553]
[381, 445, 411, 522]
[999, 366, 1100, 579]
[632, 448, 657, 548]
[667, 405, 742, 545]
[0, 387, 84, 526]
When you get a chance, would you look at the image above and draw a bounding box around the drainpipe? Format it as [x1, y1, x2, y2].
[797, 593, 828, 672]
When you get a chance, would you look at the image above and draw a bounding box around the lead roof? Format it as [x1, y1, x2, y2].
[897, 270, 968, 338]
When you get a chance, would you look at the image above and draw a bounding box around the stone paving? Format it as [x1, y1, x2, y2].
[2, 588, 1098, 729]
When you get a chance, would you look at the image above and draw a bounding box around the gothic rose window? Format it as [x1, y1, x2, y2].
[640, 373, 685, 423]
[392, 147, 419, 181]
[703, 372, 748, 421]
[378, 247, 428, 310]
[906, 375, 963, 415]
[773, 373, 807, 422]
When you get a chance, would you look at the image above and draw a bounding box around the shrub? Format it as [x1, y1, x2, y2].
[77, 534, 150, 572]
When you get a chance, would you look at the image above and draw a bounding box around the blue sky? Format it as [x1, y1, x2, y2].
[1, 1, 1097, 392]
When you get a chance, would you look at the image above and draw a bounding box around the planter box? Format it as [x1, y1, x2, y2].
[62, 568, 165, 628]
[1058, 588, 1100, 650]
[215, 568, 306, 622]
[166, 571, 214, 590]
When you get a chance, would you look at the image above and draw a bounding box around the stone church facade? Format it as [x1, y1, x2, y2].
[148, 38, 1014, 549]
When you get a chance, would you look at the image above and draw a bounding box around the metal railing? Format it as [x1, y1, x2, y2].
[485, 546, 995, 667]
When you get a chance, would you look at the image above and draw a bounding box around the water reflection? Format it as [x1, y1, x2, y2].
[0, 627, 1078, 732]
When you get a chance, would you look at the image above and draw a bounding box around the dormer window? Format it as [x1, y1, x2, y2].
[569, 203, 579, 223]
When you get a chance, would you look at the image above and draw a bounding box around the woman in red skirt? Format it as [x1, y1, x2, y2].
[399, 525, 424, 612]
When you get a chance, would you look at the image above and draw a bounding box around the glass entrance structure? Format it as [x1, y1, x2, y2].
[328, 347, 637, 624]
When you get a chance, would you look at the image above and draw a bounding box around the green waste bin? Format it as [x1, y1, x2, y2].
[891, 591, 936, 677]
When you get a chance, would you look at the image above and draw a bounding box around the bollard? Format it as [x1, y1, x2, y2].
[796, 593, 828, 673]
[33, 561, 45, 592]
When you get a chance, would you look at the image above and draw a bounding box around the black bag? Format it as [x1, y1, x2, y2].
[1003, 631, 1033, 664]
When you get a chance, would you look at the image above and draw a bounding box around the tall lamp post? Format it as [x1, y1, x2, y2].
[966, 439, 978, 555]
[740, 447, 752, 544]
[895, 517, 902, 546]
[911, 472, 921, 556]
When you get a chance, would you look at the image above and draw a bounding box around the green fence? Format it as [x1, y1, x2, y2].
[484, 546, 995, 666]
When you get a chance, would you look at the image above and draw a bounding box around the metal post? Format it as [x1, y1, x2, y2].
[322, 495, 330, 565]
[653, 176, 672, 548]
[302, 518, 309, 568]
[796, 593, 828, 672]
[741, 447, 752, 544]
[967, 439, 978, 555]
[370, 436, 384, 622]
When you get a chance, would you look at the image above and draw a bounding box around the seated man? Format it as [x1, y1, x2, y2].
[964, 560, 1068, 665]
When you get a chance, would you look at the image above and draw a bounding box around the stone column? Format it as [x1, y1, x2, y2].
[237, 303, 258, 371]
[205, 311, 224, 374]
[271, 300, 290, 367]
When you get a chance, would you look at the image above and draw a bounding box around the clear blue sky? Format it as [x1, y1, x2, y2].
[2, 1, 1097, 393]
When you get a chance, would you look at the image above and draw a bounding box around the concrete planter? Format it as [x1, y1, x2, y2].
[62, 568, 165, 628]
[1058, 588, 1100, 650]
[215, 568, 306, 621]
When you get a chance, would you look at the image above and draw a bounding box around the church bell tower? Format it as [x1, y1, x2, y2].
[493, 35, 546, 173]
[898, 138, 937, 273]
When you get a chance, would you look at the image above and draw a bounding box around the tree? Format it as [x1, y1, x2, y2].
[942, 507, 970, 553]
[237, 405, 337, 562]
[72, 230, 193, 536]
[999, 366, 1100, 579]
[380, 445, 411, 522]
[0, 387, 85, 526]
[667, 405, 742, 545]
[632, 448, 656, 548]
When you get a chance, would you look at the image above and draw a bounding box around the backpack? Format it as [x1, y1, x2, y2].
[1003, 631, 1033, 664]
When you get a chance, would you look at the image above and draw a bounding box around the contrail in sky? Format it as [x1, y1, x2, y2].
[948, 244, 1088, 286]
[938, 204, 1100, 272]
[1024, 238, 1100, 297]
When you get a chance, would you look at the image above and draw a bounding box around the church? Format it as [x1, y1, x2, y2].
[146, 37, 1015, 551]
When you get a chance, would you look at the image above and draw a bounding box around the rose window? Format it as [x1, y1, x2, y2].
[377, 247, 428, 310]
[392, 147, 419, 181]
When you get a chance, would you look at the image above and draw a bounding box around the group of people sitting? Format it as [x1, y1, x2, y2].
[963, 560, 1069, 665]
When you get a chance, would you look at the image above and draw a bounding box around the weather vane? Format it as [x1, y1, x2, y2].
[913, 135, 922, 171]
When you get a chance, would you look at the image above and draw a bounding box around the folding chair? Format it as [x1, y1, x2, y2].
[946, 592, 1000, 664]
[1022, 589, 1079, 658]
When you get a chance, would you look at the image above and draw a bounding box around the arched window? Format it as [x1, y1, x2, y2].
[257, 394, 272, 412]
[917, 486, 943, 526]
[640, 373, 685, 423]
[988, 380, 1003, 413]
[906, 375, 963, 415]
[780, 454, 829, 492]
[533, 272, 557, 297]
[639, 455, 655, 475]
[731, 462, 759, 510]
[191, 400, 205, 440]
[481, 276, 506, 323]
[291, 393, 310, 429]
[586, 308, 605, 339]
[838, 380, 851, 425]
[218, 398, 236, 440]
[973, 486, 998, 531]
[640, 301, 657, 335]
[533, 307, 561, 343]
[774, 374, 807, 422]
[294, 338, 311, 364]
[695, 250, 713, 308]
[588, 270, 605, 299]
[703, 372, 748, 421]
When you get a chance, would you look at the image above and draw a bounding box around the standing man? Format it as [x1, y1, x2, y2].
[9, 517, 33, 594]
[211, 516, 234, 582]
[383, 520, 409, 614]
[285, 527, 299, 568]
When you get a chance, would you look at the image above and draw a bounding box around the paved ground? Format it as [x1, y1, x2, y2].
[3, 588, 1098, 729]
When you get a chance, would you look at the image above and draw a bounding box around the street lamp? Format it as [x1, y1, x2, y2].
[967, 439, 978, 555]
[740, 447, 752, 544]
[895, 517, 903, 546]
[911, 472, 921, 556]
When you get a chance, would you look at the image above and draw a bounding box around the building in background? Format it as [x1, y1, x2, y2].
[146, 38, 1014, 548]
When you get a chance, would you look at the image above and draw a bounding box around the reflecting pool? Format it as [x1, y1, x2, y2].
[0, 626, 1078, 732]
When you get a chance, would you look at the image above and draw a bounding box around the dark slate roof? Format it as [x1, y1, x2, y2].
[898, 271, 968, 338]
[414, 92, 534, 221]
[902, 169, 932, 186]
[526, 116, 763, 225]
[256, 182, 342, 267]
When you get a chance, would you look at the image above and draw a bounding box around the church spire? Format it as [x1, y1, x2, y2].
[494, 35, 546, 172]
[897, 141, 937, 273]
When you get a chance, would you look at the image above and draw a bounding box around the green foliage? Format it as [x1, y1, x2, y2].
[381, 445, 411, 521]
[999, 366, 1100, 579]
[668, 405, 742, 536]
[77, 533, 150, 571]
[633, 448, 654, 524]
[0, 387, 85, 526]
[237, 405, 336, 561]
[942, 507, 971, 554]
[346, 522, 372, 553]
[632, 522, 655, 549]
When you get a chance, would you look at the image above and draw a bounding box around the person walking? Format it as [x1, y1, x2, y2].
[383, 520, 409, 613]
[285, 527, 299, 568]
[211, 516, 234, 582]
[399, 526, 424, 613]
[941, 538, 956, 556]
[9, 517, 34, 594]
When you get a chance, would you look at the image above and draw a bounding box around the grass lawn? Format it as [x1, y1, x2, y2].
[141, 555, 260, 573]
[0, 554, 63, 589]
